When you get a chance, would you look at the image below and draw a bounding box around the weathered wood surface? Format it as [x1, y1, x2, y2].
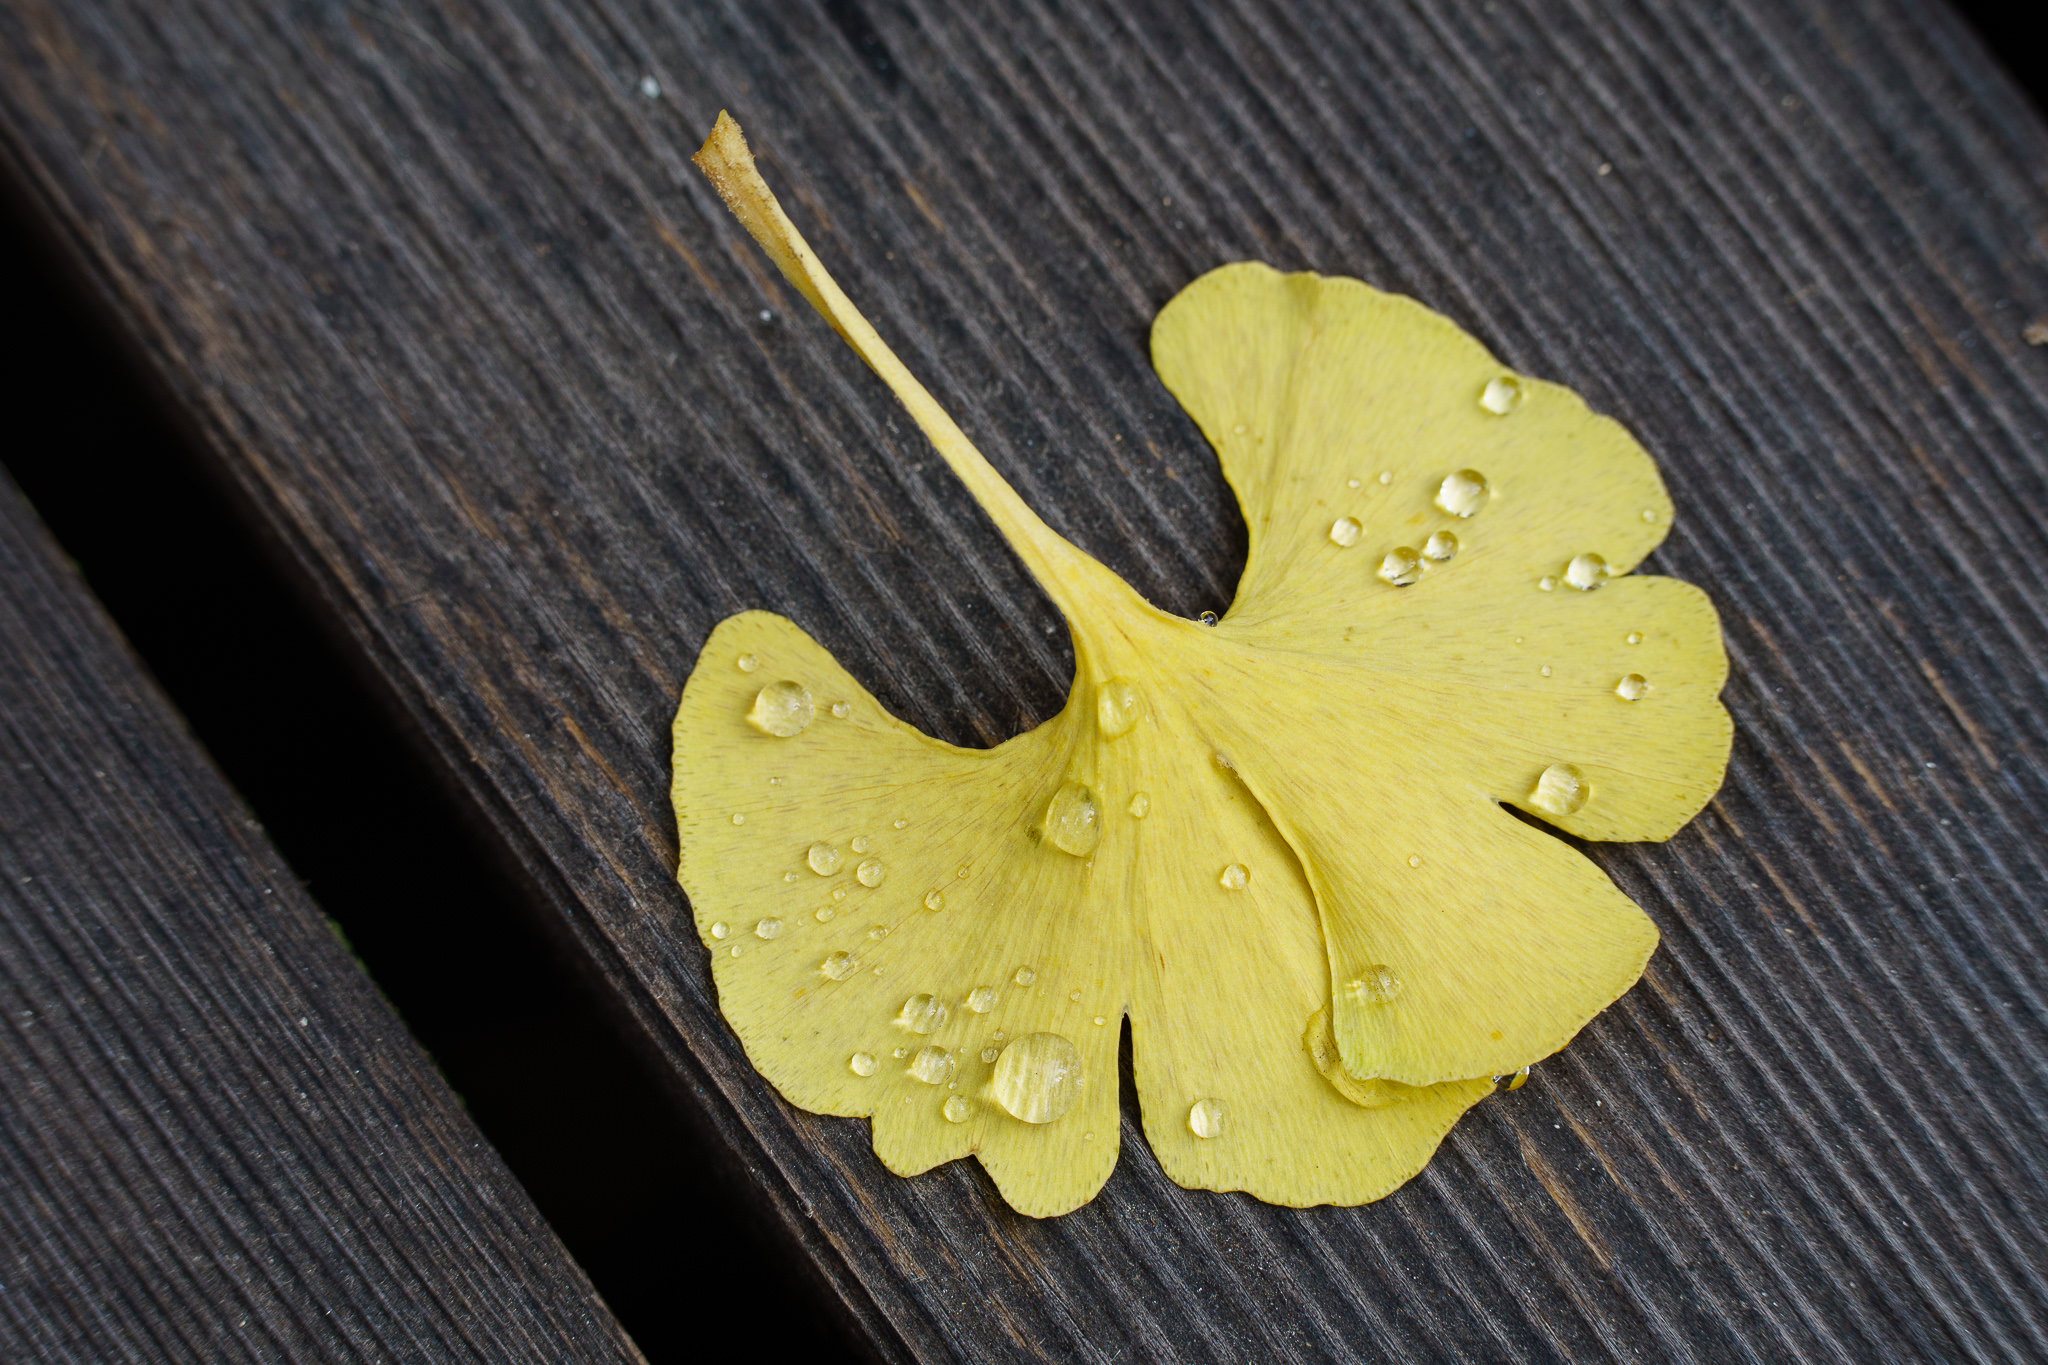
[4, 0, 2046, 1359]
[0, 472, 644, 1362]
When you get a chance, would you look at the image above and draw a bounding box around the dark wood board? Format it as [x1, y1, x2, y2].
[0, 471, 645, 1361]
[3, 0, 2046, 1359]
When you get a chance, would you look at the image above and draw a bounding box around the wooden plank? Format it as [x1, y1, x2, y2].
[0, 471, 645, 1362]
[4, 0, 2046, 1358]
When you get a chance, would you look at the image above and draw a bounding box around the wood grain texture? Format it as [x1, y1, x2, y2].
[0, 472, 645, 1362]
[3, 0, 2046, 1359]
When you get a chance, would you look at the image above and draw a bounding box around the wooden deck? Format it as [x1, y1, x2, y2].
[4, 0, 2047, 1359]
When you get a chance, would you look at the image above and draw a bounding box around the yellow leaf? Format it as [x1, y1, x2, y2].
[674, 113, 1730, 1216]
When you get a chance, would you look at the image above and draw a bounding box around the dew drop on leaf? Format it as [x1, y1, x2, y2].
[1096, 679, 1142, 738]
[1378, 547, 1423, 586]
[907, 1046, 954, 1085]
[965, 985, 998, 1013]
[990, 1033, 1082, 1123]
[1127, 791, 1151, 819]
[1424, 530, 1459, 562]
[849, 1051, 876, 1077]
[1565, 553, 1610, 591]
[1530, 763, 1590, 816]
[1219, 863, 1250, 891]
[1616, 674, 1650, 701]
[943, 1095, 972, 1123]
[820, 951, 858, 981]
[1042, 782, 1102, 856]
[1014, 966, 1037, 986]
[897, 994, 947, 1034]
[709, 922, 729, 940]
[1188, 1098, 1225, 1139]
[806, 842, 841, 876]
[754, 918, 783, 940]
[1435, 469, 1490, 518]
[1348, 965, 1403, 1004]
[856, 857, 886, 887]
[746, 680, 813, 736]
[923, 889, 945, 911]
[829, 700, 851, 719]
[1329, 516, 1362, 547]
[1479, 375, 1522, 414]
[736, 653, 759, 672]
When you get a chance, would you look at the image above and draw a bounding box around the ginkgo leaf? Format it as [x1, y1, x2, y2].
[674, 113, 1731, 1217]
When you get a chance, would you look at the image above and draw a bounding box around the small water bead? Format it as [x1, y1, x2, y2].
[1042, 782, 1102, 857]
[924, 889, 946, 912]
[868, 924, 889, 940]
[990, 1033, 1083, 1123]
[1014, 966, 1037, 987]
[1219, 863, 1251, 891]
[1188, 1098, 1226, 1139]
[1348, 964, 1403, 1004]
[851, 835, 872, 854]
[1435, 469, 1490, 518]
[956, 865, 970, 879]
[1540, 665, 1553, 678]
[942, 1095, 973, 1123]
[814, 907, 834, 923]
[1128, 791, 1151, 819]
[897, 994, 948, 1034]
[821, 951, 858, 981]
[1096, 678, 1142, 738]
[732, 813, 745, 825]
[728, 945, 742, 957]
[1507, 1066, 1531, 1091]
[892, 1046, 907, 1059]
[1626, 631, 1644, 645]
[1424, 530, 1459, 562]
[1329, 516, 1363, 548]
[1093, 1016, 1107, 1027]
[1378, 471, 1393, 486]
[710, 922, 730, 940]
[1641, 508, 1658, 523]
[1378, 547, 1424, 586]
[1069, 989, 1084, 1003]
[1347, 478, 1362, 489]
[981, 1047, 1000, 1064]
[849, 1052, 877, 1077]
[1565, 553, 1610, 591]
[966, 986, 999, 1013]
[737, 653, 760, 672]
[908, 1046, 954, 1085]
[1479, 375, 1523, 415]
[1530, 763, 1589, 817]
[783, 871, 799, 883]
[747, 680, 813, 737]
[856, 858, 886, 887]
[830, 700, 852, 719]
[1538, 575, 1557, 591]
[754, 918, 784, 940]
[832, 888, 848, 902]
[807, 842, 841, 876]
[1407, 855, 1422, 869]
[992, 1029, 1006, 1041]
[1198, 610, 1220, 626]
[1616, 673, 1651, 701]
[893, 818, 908, 830]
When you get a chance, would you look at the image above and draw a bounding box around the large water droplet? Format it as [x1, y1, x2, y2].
[849, 1051, 877, 1077]
[1424, 530, 1460, 561]
[1435, 469, 1490, 518]
[1565, 553, 1610, 591]
[923, 889, 945, 912]
[807, 842, 841, 876]
[736, 653, 760, 672]
[907, 1046, 954, 1085]
[1616, 673, 1650, 701]
[897, 994, 948, 1034]
[1013, 966, 1037, 986]
[754, 918, 783, 940]
[942, 1095, 972, 1123]
[1096, 679, 1142, 738]
[746, 680, 813, 737]
[856, 858, 885, 887]
[1128, 791, 1151, 819]
[966, 985, 998, 1013]
[1348, 964, 1403, 1004]
[1329, 516, 1362, 547]
[1188, 1098, 1225, 1139]
[1480, 375, 1523, 414]
[1219, 863, 1250, 891]
[710, 922, 730, 940]
[821, 951, 858, 981]
[1378, 547, 1423, 586]
[1530, 763, 1589, 816]
[990, 1033, 1083, 1123]
[1042, 782, 1102, 857]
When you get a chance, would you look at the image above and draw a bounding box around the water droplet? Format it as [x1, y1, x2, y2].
[1378, 471, 1394, 486]
[831, 888, 847, 902]
[1406, 855, 1422, 869]
[849, 1052, 877, 1077]
[1641, 508, 1658, 523]
[923, 889, 946, 912]
[747, 680, 814, 737]
[1540, 664, 1553, 678]
[732, 812, 746, 825]
[856, 858, 885, 887]
[1042, 782, 1102, 857]
[1219, 863, 1250, 891]
[1347, 965, 1403, 1004]
[754, 918, 783, 940]
[728, 945, 742, 957]
[992, 1029, 1006, 1041]
[1507, 1066, 1531, 1090]
[850, 835, 872, 854]
[1435, 469, 1490, 517]
[1480, 375, 1523, 414]
[639, 75, 662, 99]
[1626, 631, 1644, 645]
[1069, 989, 1083, 1002]
[821, 951, 858, 980]
[710, 922, 730, 940]
[1347, 478, 1362, 489]
[1378, 547, 1423, 586]
[943, 1095, 972, 1123]
[784, 871, 799, 883]
[1014, 966, 1037, 986]
[990, 1033, 1083, 1123]
[1093, 1016, 1106, 1026]
[981, 1047, 1000, 1063]
[1530, 763, 1589, 816]
[897, 994, 948, 1034]
[768, 776, 782, 785]
[807, 842, 841, 876]
[1096, 679, 1142, 738]
[1565, 552, 1610, 591]
[1616, 673, 1650, 701]
[1232, 423, 1248, 435]
[1198, 610, 1220, 626]
[737, 653, 759, 672]
[893, 818, 908, 830]
[868, 924, 888, 939]
[1188, 1098, 1225, 1139]
[1329, 516, 1362, 547]
[908, 1046, 954, 1085]
[830, 700, 851, 719]
[966, 986, 998, 1013]
[1538, 575, 1557, 591]
[1128, 791, 1151, 819]
[1424, 530, 1460, 561]
[814, 907, 834, 923]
